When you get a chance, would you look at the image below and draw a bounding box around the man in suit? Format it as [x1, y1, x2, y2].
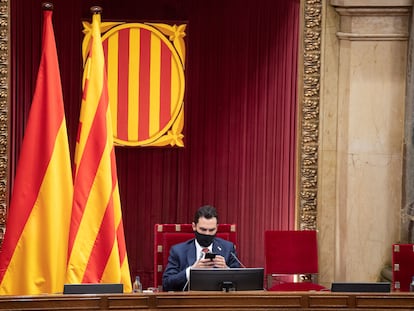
[162, 205, 240, 291]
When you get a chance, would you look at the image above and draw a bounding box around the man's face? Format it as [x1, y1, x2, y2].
[192, 216, 218, 235]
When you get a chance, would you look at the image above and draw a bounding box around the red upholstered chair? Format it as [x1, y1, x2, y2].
[264, 230, 326, 291]
[154, 223, 237, 291]
[392, 243, 414, 291]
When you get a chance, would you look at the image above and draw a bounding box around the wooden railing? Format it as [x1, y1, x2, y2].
[0, 291, 414, 310]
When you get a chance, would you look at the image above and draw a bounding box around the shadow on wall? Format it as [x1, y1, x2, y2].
[407, 202, 414, 243]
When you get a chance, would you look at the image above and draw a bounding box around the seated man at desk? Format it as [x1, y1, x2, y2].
[162, 205, 240, 291]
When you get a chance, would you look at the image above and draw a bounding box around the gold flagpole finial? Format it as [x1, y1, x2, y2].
[42, 2, 53, 10]
[90, 6, 103, 15]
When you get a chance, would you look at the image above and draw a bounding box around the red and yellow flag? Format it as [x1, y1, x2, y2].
[66, 9, 132, 292]
[0, 8, 73, 295]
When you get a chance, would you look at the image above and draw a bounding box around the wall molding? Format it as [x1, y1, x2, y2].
[298, 0, 322, 230]
[0, 0, 8, 241]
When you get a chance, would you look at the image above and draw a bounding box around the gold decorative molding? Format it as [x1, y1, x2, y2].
[298, 0, 322, 230]
[0, 0, 7, 242]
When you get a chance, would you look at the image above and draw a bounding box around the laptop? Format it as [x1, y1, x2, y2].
[331, 282, 391, 293]
[63, 283, 123, 294]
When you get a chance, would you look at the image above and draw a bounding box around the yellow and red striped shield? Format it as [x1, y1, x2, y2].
[84, 22, 186, 147]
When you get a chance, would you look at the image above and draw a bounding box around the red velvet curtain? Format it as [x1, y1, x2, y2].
[10, 0, 299, 289]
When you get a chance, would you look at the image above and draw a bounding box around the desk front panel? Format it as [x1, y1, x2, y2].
[0, 291, 413, 310]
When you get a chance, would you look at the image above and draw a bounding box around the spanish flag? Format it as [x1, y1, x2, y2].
[0, 6, 73, 295]
[66, 8, 132, 292]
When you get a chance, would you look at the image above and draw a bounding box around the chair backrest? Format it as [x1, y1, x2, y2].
[154, 223, 237, 290]
[392, 243, 414, 291]
[264, 230, 319, 275]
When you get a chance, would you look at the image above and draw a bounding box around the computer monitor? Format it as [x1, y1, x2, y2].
[189, 268, 264, 291]
[63, 283, 124, 294]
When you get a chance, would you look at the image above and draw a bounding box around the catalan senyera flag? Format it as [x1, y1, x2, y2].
[0, 8, 73, 295]
[66, 10, 132, 292]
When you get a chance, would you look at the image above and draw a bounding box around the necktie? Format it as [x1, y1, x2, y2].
[200, 248, 209, 259]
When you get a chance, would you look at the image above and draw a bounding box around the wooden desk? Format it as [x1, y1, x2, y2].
[0, 291, 414, 310]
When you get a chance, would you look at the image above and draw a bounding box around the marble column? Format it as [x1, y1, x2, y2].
[320, 0, 411, 283]
[403, 4, 414, 244]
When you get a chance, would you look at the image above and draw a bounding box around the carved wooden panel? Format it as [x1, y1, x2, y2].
[299, 0, 321, 230]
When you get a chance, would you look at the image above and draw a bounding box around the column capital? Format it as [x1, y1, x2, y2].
[331, 0, 412, 7]
[331, 0, 412, 40]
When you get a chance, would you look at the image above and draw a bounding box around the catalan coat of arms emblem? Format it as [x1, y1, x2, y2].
[82, 21, 186, 147]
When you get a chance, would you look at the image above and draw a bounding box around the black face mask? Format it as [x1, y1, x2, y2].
[194, 231, 215, 247]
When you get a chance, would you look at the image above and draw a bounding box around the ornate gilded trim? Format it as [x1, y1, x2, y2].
[299, 0, 321, 230]
[0, 0, 7, 243]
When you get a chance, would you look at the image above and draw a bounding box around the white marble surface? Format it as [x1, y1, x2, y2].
[317, 0, 411, 286]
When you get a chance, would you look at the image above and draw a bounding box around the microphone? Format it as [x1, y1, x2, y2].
[231, 251, 246, 268]
[182, 279, 189, 291]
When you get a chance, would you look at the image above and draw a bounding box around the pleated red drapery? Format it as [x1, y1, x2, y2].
[10, 0, 300, 289]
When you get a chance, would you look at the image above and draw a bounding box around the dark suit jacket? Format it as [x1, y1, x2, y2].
[162, 237, 240, 291]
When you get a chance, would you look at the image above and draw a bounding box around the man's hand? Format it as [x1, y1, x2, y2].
[193, 258, 215, 268]
[212, 255, 228, 268]
[192, 255, 228, 269]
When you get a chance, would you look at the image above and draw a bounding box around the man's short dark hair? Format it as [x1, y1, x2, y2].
[193, 205, 218, 224]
